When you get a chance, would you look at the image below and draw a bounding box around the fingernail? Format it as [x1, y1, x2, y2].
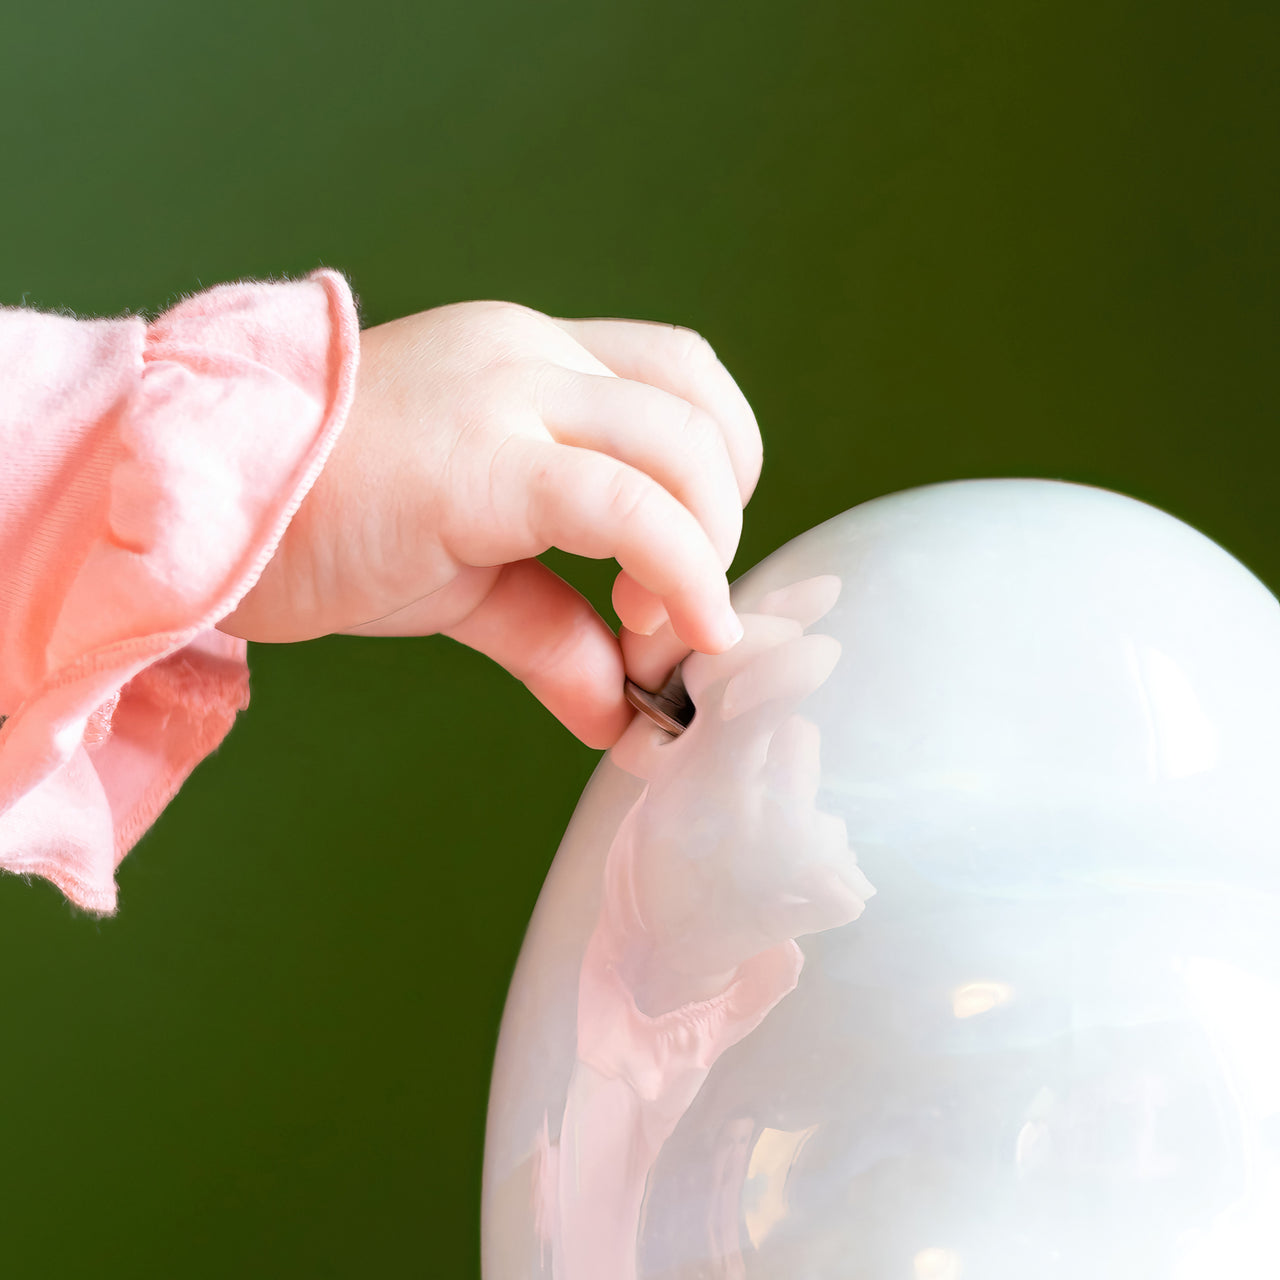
[716, 609, 745, 651]
[630, 604, 668, 637]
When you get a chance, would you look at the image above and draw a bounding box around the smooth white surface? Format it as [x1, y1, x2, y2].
[483, 480, 1280, 1279]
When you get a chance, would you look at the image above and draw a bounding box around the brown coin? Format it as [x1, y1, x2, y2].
[623, 667, 695, 737]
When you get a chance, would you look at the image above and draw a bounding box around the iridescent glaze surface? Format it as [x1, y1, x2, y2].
[483, 479, 1280, 1279]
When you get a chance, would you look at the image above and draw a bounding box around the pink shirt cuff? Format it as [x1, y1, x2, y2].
[0, 269, 360, 913]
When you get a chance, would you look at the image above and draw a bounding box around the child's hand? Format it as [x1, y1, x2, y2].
[218, 301, 761, 747]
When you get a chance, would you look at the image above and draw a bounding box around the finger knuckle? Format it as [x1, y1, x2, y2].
[683, 403, 726, 453]
[470, 298, 535, 325]
[669, 325, 717, 368]
[605, 469, 654, 528]
[466, 300, 546, 357]
[670, 397, 703, 445]
[522, 618, 588, 686]
[524, 358, 572, 415]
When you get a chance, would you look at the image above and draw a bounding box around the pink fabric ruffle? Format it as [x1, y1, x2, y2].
[0, 270, 360, 913]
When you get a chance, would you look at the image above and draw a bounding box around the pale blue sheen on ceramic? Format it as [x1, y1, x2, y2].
[484, 480, 1280, 1279]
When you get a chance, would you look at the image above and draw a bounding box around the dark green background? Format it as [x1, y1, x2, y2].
[1, 1, 1275, 1274]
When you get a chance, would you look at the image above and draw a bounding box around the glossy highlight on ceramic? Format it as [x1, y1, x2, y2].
[483, 479, 1280, 1279]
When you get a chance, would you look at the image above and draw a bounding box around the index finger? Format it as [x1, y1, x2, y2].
[498, 437, 745, 656]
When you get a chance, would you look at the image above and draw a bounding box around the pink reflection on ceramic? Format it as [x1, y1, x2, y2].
[533, 576, 874, 1279]
[486, 480, 1280, 1279]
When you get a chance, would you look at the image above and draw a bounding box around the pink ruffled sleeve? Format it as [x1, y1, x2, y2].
[0, 270, 359, 914]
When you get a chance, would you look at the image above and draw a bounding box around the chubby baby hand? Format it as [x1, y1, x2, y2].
[218, 301, 761, 747]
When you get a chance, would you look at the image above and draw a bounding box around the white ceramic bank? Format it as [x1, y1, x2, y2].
[483, 479, 1280, 1280]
